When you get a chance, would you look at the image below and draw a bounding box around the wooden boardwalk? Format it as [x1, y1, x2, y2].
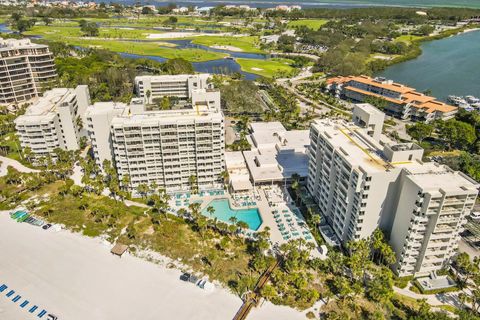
[232, 259, 280, 320]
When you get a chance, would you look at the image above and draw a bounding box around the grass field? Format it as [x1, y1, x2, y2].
[190, 35, 264, 53]
[25, 25, 163, 40]
[236, 58, 296, 78]
[66, 38, 227, 61]
[394, 34, 425, 44]
[24, 25, 227, 62]
[287, 19, 328, 30]
[78, 16, 231, 31]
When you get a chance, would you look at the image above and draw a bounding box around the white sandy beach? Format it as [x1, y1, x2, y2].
[0, 212, 305, 320]
[210, 45, 244, 52]
[147, 32, 230, 39]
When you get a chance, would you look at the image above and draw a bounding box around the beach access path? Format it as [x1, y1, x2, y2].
[0, 212, 305, 320]
[0, 156, 39, 177]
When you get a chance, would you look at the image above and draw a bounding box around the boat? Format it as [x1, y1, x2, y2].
[447, 95, 480, 111]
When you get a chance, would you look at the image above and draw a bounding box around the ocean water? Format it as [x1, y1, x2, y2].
[378, 29, 480, 101]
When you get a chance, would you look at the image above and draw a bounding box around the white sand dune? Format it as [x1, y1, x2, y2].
[0, 212, 305, 320]
[147, 32, 230, 39]
[210, 45, 244, 52]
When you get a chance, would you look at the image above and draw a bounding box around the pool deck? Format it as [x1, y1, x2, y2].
[168, 188, 320, 257]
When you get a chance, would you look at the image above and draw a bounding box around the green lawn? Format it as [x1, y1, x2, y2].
[25, 25, 163, 40]
[24, 25, 227, 62]
[77, 16, 230, 31]
[394, 34, 425, 44]
[236, 58, 296, 78]
[287, 19, 328, 30]
[190, 35, 265, 53]
[69, 38, 226, 61]
[0, 132, 24, 164]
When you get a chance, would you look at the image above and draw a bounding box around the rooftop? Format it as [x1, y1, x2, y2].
[243, 122, 310, 182]
[25, 88, 73, 115]
[329, 75, 457, 115]
[406, 164, 479, 194]
[135, 73, 211, 82]
[0, 38, 48, 51]
[312, 119, 391, 173]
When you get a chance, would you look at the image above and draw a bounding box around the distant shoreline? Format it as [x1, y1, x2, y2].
[90, 0, 480, 10]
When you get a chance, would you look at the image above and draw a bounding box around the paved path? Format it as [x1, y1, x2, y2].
[70, 163, 84, 187]
[393, 284, 463, 308]
[0, 156, 39, 177]
[124, 199, 149, 209]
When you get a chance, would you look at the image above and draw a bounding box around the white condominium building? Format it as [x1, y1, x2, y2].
[308, 103, 478, 276]
[0, 38, 57, 105]
[86, 89, 225, 193]
[134, 74, 212, 103]
[390, 165, 478, 277]
[15, 85, 90, 158]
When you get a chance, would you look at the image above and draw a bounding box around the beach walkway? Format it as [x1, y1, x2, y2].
[0, 156, 39, 177]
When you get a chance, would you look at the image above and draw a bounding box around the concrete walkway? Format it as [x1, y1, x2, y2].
[393, 284, 463, 308]
[0, 156, 39, 177]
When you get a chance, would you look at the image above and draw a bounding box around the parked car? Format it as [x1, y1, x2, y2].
[471, 211, 480, 220]
[42, 223, 52, 230]
[188, 275, 199, 284]
[179, 273, 190, 282]
[197, 279, 206, 289]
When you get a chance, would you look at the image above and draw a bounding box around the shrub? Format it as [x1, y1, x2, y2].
[394, 276, 413, 289]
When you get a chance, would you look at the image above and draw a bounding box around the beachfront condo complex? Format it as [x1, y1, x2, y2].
[134, 74, 213, 103]
[0, 38, 57, 105]
[86, 77, 225, 193]
[307, 103, 478, 276]
[14, 85, 91, 159]
[326, 75, 458, 123]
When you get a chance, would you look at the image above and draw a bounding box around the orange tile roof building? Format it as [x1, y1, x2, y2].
[326, 75, 458, 123]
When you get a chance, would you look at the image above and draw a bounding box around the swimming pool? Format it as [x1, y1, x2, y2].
[202, 199, 262, 231]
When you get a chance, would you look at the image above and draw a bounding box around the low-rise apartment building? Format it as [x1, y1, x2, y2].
[15, 85, 90, 158]
[0, 38, 57, 105]
[326, 75, 457, 123]
[308, 103, 478, 276]
[134, 74, 212, 103]
[86, 87, 225, 193]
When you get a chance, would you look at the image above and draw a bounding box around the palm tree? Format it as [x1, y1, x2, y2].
[206, 205, 215, 219]
[219, 171, 229, 189]
[177, 208, 187, 219]
[237, 221, 249, 237]
[121, 174, 130, 191]
[197, 216, 208, 238]
[188, 202, 201, 221]
[229, 216, 238, 226]
[311, 214, 321, 229]
[290, 172, 301, 203]
[137, 183, 149, 199]
[188, 175, 198, 194]
[150, 192, 169, 220]
[145, 89, 151, 104]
